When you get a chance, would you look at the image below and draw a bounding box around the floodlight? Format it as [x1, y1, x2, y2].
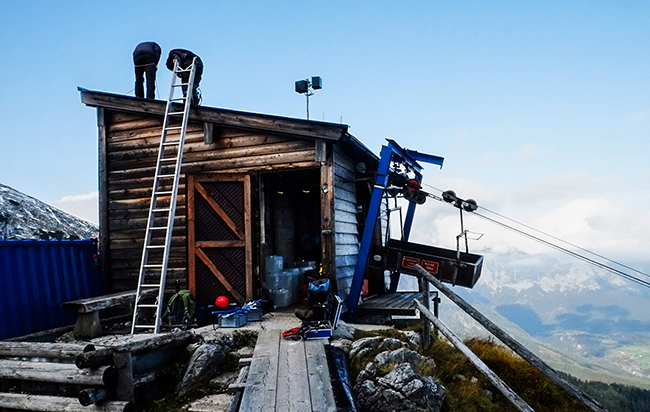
[295, 80, 309, 94]
[294, 76, 323, 119]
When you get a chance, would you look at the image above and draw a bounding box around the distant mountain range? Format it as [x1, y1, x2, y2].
[399, 247, 650, 388]
[0, 183, 97, 240]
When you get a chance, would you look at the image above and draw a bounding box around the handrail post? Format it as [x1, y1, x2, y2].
[418, 276, 431, 349]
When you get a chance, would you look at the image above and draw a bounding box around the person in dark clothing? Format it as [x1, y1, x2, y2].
[166, 49, 203, 105]
[133, 42, 162, 99]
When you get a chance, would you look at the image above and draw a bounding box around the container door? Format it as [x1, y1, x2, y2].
[187, 174, 252, 306]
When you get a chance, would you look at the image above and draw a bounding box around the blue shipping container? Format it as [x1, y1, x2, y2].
[0, 240, 103, 340]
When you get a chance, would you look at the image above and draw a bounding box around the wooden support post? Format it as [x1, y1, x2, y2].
[413, 264, 608, 412]
[113, 351, 134, 403]
[97, 107, 111, 291]
[74, 311, 102, 338]
[418, 276, 431, 349]
[415, 299, 534, 412]
[204, 122, 214, 144]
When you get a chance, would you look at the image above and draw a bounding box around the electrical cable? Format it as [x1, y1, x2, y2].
[476, 204, 650, 280]
[470, 211, 650, 289]
[420, 181, 650, 288]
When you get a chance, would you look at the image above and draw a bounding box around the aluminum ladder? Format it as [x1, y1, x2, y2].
[131, 58, 198, 333]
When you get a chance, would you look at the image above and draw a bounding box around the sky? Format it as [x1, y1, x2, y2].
[1, 1, 649, 265]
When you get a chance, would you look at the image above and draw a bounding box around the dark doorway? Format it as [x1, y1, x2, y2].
[261, 169, 322, 269]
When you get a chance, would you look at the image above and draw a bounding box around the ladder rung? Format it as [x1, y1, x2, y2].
[165, 126, 183, 130]
[141, 284, 162, 288]
[146, 245, 166, 249]
[168, 111, 185, 116]
[144, 264, 163, 268]
[170, 97, 185, 101]
[149, 227, 167, 230]
[163, 142, 180, 146]
[157, 174, 175, 179]
[155, 190, 173, 195]
[160, 158, 177, 163]
[138, 304, 159, 308]
[134, 325, 157, 329]
[152, 209, 171, 214]
[173, 83, 189, 87]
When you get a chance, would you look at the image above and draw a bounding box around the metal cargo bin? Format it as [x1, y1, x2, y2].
[374, 239, 483, 288]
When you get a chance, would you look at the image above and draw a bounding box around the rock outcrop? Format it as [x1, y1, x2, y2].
[350, 337, 446, 412]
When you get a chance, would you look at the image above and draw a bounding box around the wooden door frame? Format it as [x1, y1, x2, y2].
[187, 173, 253, 303]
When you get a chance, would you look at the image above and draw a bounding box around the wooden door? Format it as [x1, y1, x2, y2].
[188, 174, 253, 306]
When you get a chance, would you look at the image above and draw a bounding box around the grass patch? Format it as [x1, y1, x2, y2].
[352, 328, 408, 342]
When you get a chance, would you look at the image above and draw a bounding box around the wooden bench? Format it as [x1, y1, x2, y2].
[61, 289, 157, 338]
[238, 329, 336, 412]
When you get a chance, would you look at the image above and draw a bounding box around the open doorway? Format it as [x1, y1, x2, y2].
[260, 168, 322, 272]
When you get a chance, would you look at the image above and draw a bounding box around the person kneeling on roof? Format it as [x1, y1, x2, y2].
[166, 48, 203, 105]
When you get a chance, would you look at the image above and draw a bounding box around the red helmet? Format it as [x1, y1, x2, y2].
[215, 296, 230, 307]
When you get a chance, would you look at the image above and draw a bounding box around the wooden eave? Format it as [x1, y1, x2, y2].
[78, 87, 348, 142]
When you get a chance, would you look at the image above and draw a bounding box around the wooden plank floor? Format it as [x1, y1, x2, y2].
[239, 329, 336, 412]
[357, 291, 422, 316]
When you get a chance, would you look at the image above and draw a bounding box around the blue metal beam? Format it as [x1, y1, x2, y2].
[346, 139, 445, 316]
[405, 149, 444, 168]
[347, 145, 393, 314]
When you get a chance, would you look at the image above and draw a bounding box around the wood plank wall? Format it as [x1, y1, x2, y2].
[332, 146, 360, 304]
[103, 110, 318, 292]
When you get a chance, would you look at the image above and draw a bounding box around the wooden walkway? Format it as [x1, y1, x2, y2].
[239, 329, 336, 412]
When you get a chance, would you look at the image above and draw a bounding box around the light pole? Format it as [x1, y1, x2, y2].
[295, 76, 322, 120]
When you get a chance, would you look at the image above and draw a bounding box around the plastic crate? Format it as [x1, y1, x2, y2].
[218, 312, 247, 328]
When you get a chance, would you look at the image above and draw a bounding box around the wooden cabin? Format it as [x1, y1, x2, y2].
[79, 88, 379, 309]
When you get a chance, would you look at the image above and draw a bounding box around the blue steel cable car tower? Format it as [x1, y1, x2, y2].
[347, 139, 444, 315]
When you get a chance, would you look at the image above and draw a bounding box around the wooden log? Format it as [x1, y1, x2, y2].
[0, 342, 97, 360]
[108, 138, 309, 165]
[75, 330, 197, 369]
[414, 299, 534, 412]
[108, 150, 316, 181]
[78, 387, 110, 406]
[0, 393, 133, 412]
[108, 118, 162, 133]
[0, 360, 114, 386]
[413, 264, 608, 412]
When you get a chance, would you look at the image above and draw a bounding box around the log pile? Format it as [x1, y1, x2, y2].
[0, 331, 198, 411]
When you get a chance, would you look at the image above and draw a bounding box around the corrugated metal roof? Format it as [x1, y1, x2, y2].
[0, 240, 103, 340]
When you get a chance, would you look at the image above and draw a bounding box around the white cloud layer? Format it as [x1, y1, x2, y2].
[51, 191, 99, 224]
[410, 173, 650, 265]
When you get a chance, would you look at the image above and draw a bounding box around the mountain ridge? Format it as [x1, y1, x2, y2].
[0, 183, 97, 240]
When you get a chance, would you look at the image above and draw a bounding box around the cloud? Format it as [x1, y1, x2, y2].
[628, 107, 650, 126]
[409, 173, 650, 264]
[516, 143, 543, 163]
[51, 191, 98, 224]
